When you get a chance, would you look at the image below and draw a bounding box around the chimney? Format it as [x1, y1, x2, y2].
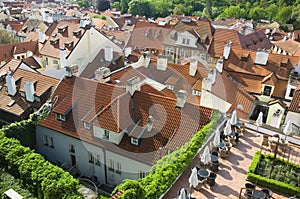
[208, 69, 216, 85]
[189, 59, 198, 76]
[59, 47, 67, 68]
[157, 54, 167, 71]
[24, 81, 35, 102]
[216, 57, 223, 73]
[95, 67, 111, 82]
[146, 116, 153, 132]
[38, 31, 46, 44]
[202, 78, 212, 91]
[255, 49, 269, 65]
[80, 17, 87, 28]
[176, 90, 187, 109]
[223, 41, 231, 60]
[125, 47, 131, 57]
[104, 46, 113, 62]
[5, 74, 16, 96]
[126, 76, 141, 96]
[142, 52, 150, 68]
[65, 64, 78, 77]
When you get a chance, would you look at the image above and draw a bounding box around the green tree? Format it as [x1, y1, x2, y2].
[265, 4, 279, 20]
[77, 0, 89, 8]
[0, 30, 18, 44]
[248, 7, 265, 21]
[153, 0, 171, 17]
[221, 5, 246, 19]
[276, 6, 293, 22]
[128, 0, 153, 18]
[119, 0, 131, 13]
[97, 0, 111, 11]
[206, 0, 212, 18]
[173, 4, 186, 15]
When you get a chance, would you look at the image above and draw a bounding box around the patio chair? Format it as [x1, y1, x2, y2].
[219, 148, 229, 158]
[225, 141, 232, 152]
[194, 177, 206, 190]
[199, 160, 207, 169]
[207, 172, 217, 186]
[261, 188, 273, 198]
[210, 142, 219, 153]
[244, 183, 255, 198]
[208, 160, 219, 172]
[229, 137, 237, 146]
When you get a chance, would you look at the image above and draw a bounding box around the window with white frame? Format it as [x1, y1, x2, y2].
[88, 151, 94, 163]
[166, 48, 174, 55]
[263, 85, 272, 96]
[56, 114, 66, 121]
[138, 171, 146, 179]
[95, 154, 100, 166]
[131, 137, 139, 146]
[192, 90, 201, 96]
[116, 162, 121, 174]
[84, 122, 91, 130]
[44, 135, 48, 146]
[108, 159, 114, 171]
[182, 38, 186, 44]
[186, 38, 190, 45]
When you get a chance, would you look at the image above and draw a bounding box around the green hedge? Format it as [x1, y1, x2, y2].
[112, 111, 221, 199]
[247, 151, 300, 196]
[0, 126, 82, 198]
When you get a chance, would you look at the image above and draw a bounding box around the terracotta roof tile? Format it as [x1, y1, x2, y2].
[272, 39, 300, 56]
[288, 86, 300, 113]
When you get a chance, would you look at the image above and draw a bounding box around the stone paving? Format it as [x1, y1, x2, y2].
[162, 128, 300, 199]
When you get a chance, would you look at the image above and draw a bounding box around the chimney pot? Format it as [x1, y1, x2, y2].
[126, 76, 141, 96]
[176, 90, 187, 109]
[216, 57, 223, 73]
[5, 74, 17, 96]
[24, 81, 35, 102]
[189, 59, 198, 76]
[157, 54, 167, 71]
[95, 67, 111, 82]
[223, 42, 231, 60]
[104, 46, 113, 62]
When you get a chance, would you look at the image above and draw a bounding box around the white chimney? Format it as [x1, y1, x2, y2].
[142, 52, 151, 68]
[208, 69, 216, 85]
[223, 42, 231, 60]
[59, 48, 67, 68]
[95, 67, 111, 82]
[126, 76, 141, 96]
[65, 64, 78, 77]
[105, 46, 113, 62]
[255, 49, 269, 65]
[24, 81, 35, 102]
[189, 59, 198, 76]
[157, 54, 167, 71]
[216, 57, 223, 73]
[176, 90, 187, 109]
[38, 31, 46, 44]
[5, 74, 17, 96]
[125, 47, 132, 57]
[147, 116, 153, 132]
[202, 78, 212, 92]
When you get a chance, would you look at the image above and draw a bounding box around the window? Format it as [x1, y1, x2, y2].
[108, 159, 114, 171]
[84, 122, 91, 130]
[53, 60, 58, 65]
[186, 39, 190, 45]
[138, 171, 146, 179]
[88, 151, 94, 163]
[19, 91, 25, 97]
[34, 96, 41, 102]
[289, 88, 295, 97]
[192, 90, 201, 96]
[56, 114, 66, 121]
[116, 162, 121, 174]
[95, 154, 100, 166]
[131, 137, 139, 146]
[50, 137, 54, 148]
[182, 38, 186, 44]
[44, 135, 48, 146]
[103, 130, 109, 140]
[263, 85, 272, 96]
[69, 144, 75, 153]
[166, 48, 174, 55]
[166, 85, 174, 90]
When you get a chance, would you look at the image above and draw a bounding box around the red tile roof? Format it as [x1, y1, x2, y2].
[288, 85, 300, 113]
[39, 76, 213, 165]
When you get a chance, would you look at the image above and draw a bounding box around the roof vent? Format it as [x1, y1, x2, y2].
[95, 67, 111, 83]
[223, 41, 231, 60]
[104, 46, 113, 62]
[176, 90, 187, 109]
[7, 100, 15, 107]
[157, 54, 167, 71]
[216, 57, 223, 73]
[147, 116, 154, 132]
[126, 76, 141, 96]
[208, 69, 216, 85]
[202, 78, 212, 92]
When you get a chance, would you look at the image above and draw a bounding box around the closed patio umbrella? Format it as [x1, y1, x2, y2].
[178, 188, 187, 199]
[201, 146, 211, 165]
[189, 167, 199, 188]
[283, 120, 292, 140]
[213, 129, 220, 147]
[230, 110, 237, 125]
[254, 112, 263, 137]
[224, 120, 231, 136]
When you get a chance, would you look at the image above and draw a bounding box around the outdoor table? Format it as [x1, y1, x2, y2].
[228, 132, 236, 137]
[198, 169, 209, 178]
[210, 154, 218, 163]
[253, 190, 266, 199]
[234, 121, 243, 127]
[218, 142, 226, 149]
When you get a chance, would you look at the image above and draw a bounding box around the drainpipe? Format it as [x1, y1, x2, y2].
[102, 148, 108, 184]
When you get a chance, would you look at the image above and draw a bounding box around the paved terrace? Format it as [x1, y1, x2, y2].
[162, 128, 300, 199]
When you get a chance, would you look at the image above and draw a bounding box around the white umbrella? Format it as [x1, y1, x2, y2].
[230, 110, 237, 125]
[254, 112, 263, 137]
[224, 120, 231, 136]
[213, 129, 220, 147]
[189, 167, 199, 188]
[256, 112, 263, 127]
[283, 120, 292, 140]
[178, 188, 187, 199]
[201, 146, 211, 165]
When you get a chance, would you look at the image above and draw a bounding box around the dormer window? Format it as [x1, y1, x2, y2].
[50, 38, 59, 45]
[263, 85, 272, 96]
[84, 122, 91, 130]
[58, 25, 68, 34]
[103, 129, 109, 140]
[56, 114, 66, 121]
[241, 53, 249, 62]
[73, 30, 81, 36]
[65, 41, 73, 48]
[131, 137, 139, 146]
[182, 38, 186, 44]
